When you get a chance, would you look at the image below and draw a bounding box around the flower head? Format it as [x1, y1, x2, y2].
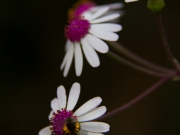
[61, 0, 123, 77]
[39, 82, 109, 135]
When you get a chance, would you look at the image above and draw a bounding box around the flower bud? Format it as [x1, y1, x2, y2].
[147, 0, 165, 12]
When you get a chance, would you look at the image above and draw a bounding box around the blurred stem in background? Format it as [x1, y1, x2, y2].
[106, 51, 173, 77]
[148, 0, 180, 71]
[98, 70, 179, 120]
[98, 0, 180, 120]
[108, 41, 174, 74]
[155, 12, 180, 71]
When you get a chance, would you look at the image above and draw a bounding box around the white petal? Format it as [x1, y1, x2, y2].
[90, 3, 123, 11]
[51, 98, 59, 112]
[73, 97, 102, 116]
[91, 24, 122, 32]
[79, 130, 103, 135]
[80, 122, 110, 133]
[81, 38, 100, 67]
[63, 43, 74, 77]
[65, 40, 71, 51]
[89, 29, 119, 41]
[74, 42, 83, 76]
[66, 82, 81, 111]
[101, 2, 124, 10]
[77, 106, 106, 122]
[57, 85, 67, 109]
[82, 11, 93, 20]
[103, 10, 124, 17]
[84, 34, 108, 53]
[39, 126, 51, 135]
[60, 50, 68, 70]
[125, 0, 138, 3]
[88, 7, 109, 21]
[48, 111, 53, 120]
[90, 13, 120, 23]
[60, 41, 73, 70]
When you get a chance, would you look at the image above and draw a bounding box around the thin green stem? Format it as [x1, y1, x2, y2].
[107, 51, 173, 78]
[155, 12, 180, 71]
[98, 72, 178, 120]
[108, 41, 174, 73]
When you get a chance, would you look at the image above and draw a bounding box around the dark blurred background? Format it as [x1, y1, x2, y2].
[0, 0, 180, 135]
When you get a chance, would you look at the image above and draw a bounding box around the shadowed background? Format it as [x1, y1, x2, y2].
[0, 0, 180, 135]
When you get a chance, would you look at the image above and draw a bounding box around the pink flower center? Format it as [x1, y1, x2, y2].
[50, 109, 77, 135]
[65, 17, 90, 42]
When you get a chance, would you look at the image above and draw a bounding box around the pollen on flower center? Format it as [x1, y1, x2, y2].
[50, 109, 77, 135]
[65, 17, 90, 42]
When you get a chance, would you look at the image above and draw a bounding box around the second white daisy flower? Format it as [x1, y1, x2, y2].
[39, 82, 109, 135]
[61, 1, 123, 77]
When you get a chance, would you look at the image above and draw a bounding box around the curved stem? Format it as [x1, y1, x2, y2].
[98, 72, 178, 120]
[108, 41, 174, 73]
[107, 51, 173, 78]
[155, 13, 180, 71]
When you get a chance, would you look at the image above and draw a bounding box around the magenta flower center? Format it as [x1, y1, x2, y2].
[65, 17, 90, 42]
[50, 109, 77, 135]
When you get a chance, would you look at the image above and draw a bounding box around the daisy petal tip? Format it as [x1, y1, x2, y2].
[91, 63, 100, 68]
[115, 35, 119, 41]
[94, 62, 100, 67]
[95, 96, 102, 103]
[103, 47, 109, 53]
[72, 82, 81, 91]
[101, 123, 110, 133]
[76, 72, 81, 77]
[73, 82, 80, 86]
[107, 124, 110, 130]
[63, 71, 68, 77]
[102, 106, 107, 112]
[110, 34, 119, 41]
[116, 24, 122, 32]
[113, 13, 120, 19]
[39, 126, 51, 135]
[58, 87, 66, 98]
[75, 68, 83, 77]
[57, 85, 65, 92]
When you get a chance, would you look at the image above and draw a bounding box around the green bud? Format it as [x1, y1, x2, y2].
[147, 0, 165, 12]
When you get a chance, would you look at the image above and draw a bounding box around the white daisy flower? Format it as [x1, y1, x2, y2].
[39, 82, 109, 135]
[61, 1, 123, 77]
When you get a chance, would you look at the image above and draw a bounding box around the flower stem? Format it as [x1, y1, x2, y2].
[155, 12, 180, 71]
[108, 41, 174, 73]
[106, 51, 173, 78]
[98, 72, 178, 120]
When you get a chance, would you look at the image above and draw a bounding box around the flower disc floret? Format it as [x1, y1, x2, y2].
[50, 109, 76, 135]
[65, 17, 90, 42]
